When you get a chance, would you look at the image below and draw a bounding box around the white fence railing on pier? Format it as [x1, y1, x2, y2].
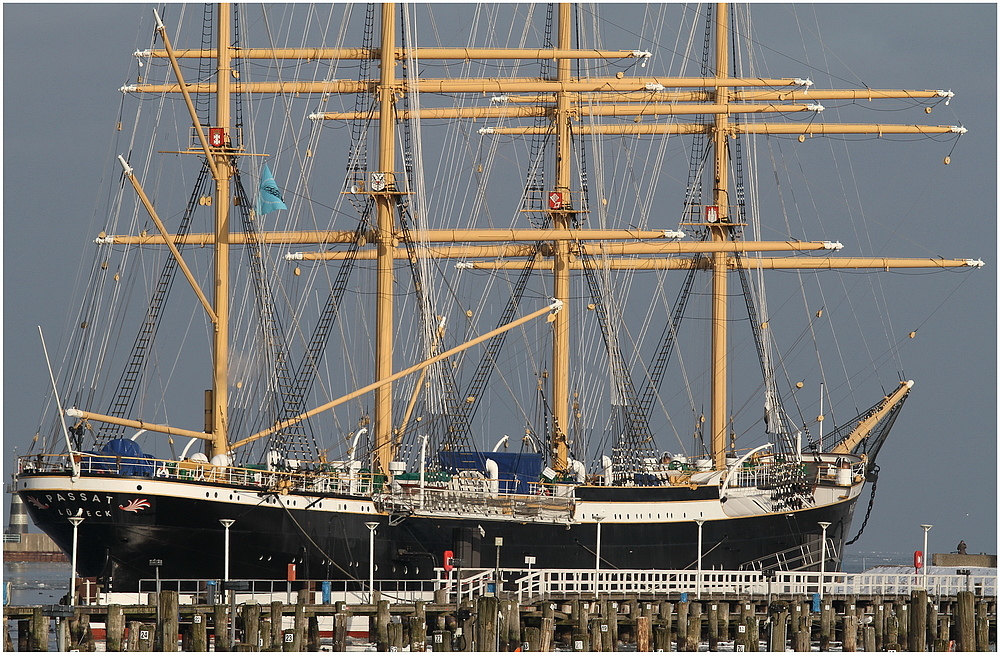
[85, 568, 995, 607]
[435, 568, 998, 602]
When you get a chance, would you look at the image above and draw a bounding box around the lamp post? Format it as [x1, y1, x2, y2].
[494, 536, 504, 595]
[68, 513, 85, 606]
[817, 521, 831, 599]
[149, 559, 163, 599]
[694, 519, 705, 599]
[219, 519, 235, 581]
[365, 522, 379, 603]
[594, 514, 606, 592]
[920, 524, 933, 590]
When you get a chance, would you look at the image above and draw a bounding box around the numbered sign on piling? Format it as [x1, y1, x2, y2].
[284, 633, 294, 643]
[575, 640, 584, 650]
[193, 615, 202, 624]
[434, 634, 443, 644]
[140, 630, 150, 641]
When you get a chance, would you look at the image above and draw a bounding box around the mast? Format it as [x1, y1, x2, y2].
[550, 3, 573, 473]
[74, 4, 979, 462]
[209, 3, 233, 458]
[709, 3, 730, 469]
[373, 3, 397, 476]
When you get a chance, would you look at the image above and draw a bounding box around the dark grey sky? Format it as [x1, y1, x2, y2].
[3, 3, 996, 560]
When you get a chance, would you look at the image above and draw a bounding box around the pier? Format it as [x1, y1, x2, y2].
[3, 567, 996, 651]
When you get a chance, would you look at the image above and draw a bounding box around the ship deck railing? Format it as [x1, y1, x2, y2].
[375, 483, 575, 522]
[723, 458, 865, 490]
[17, 453, 578, 518]
[17, 453, 378, 498]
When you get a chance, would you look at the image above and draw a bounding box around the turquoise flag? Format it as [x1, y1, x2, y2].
[255, 163, 287, 215]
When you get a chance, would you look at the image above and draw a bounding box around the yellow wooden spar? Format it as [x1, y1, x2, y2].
[830, 381, 915, 455]
[82, 2, 980, 479]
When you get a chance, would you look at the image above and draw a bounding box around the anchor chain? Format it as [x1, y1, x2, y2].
[845, 464, 879, 546]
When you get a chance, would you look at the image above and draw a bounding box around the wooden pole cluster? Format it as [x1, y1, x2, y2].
[3, 589, 997, 651]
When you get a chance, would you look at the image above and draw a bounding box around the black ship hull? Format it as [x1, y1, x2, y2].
[17, 470, 857, 591]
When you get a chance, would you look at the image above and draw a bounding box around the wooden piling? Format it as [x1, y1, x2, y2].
[280, 628, 296, 652]
[607, 600, 620, 650]
[138, 622, 156, 652]
[106, 603, 124, 652]
[686, 602, 701, 652]
[636, 615, 651, 652]
[956, 591, 975, 652]
[269, 601, 283, 649]
[936, 613, 952, 653]
[676, 600, 689, 651]
[909, 589, 927, 652]
[793, 628, 809, 652]
[885, 606, 899, 651]
[863, 624, 875, 652]
[659, 601, 674, 647]
[523, 626, 540, 652]
[292, 600, 306, 652]
[842, 614, 857, 652]
[410, 614, 428, 651]
[30, 606, 46, 652]
[158, 589, 179, 651]
[374, 599, 391, 650]
[432, 629, 453, 652]
[388, 620, 405, 651]
[241, 603, 260, 651]
[897, 600, 910, 651]
[873, 597, 884, 651]
[16, 619, 29, 652]
[653, 625, 670, 652]
[505, 599, 521, 650]
[744, 610, 759, 652]
[588, 618, 603, 652]
[928, 598, 939, 647]
[976, 600, 990, 652]
[768, 602, 787, 653]
[789, 599, 801, 644]
[189, 613, 208, 652]
[67, 610, 94, 652]
[818, 599, 833, 651]
[707, 601, 719, 651]
[213, 603, 230, 652]
[540, 616, 555, 652]
[306, 614, 320, 651]
[477, 595, 499, 651]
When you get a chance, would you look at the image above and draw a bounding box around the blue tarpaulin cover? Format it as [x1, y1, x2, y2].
[81, 438, 156, 477]
[438, 451, 543, 494]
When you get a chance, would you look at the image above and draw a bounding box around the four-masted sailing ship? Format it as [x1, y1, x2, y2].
[15, 3, 982, 592]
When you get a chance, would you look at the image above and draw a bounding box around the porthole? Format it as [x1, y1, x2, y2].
[136, 485, 143, 491]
